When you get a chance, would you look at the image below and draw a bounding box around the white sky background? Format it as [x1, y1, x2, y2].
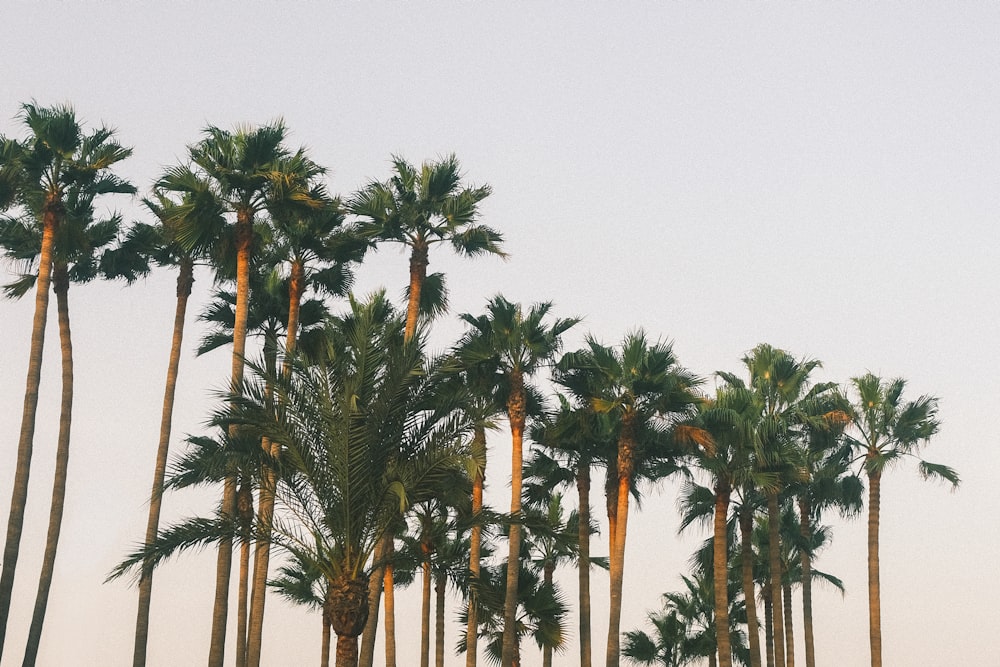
[1, 2, 997, 665]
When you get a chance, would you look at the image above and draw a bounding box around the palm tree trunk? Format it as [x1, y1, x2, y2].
[384, 552, 397, 667]
[421, 541, 431, 667]
[21, 267, 73, 667]
[797, 495, 815, 667]
[248, 260, 305, 667]
[321, 609, 331, 667]
[543, 560, 555, 667]
[335, 635, 360, 667]
[404, 240, 428, 342]
[606, 419, 636, 667]
[867, 470, 882, 667]
[763, 588, 774, 667]
[782, 579, 795, 667]
[766, 492, 786, 667]
[434, 571, 445, 667]
[465, 427, 486, 667]
[210, 216, 253, 667]
[713, 481, 733, 667]
[739, 506, 762, 667]
[576, 458, 592, 667]
[0, 205, 57, 657]
[500, 372, 526, 667]
[358, 536, 385, 667]
[133, 259, 193, 667]
[236, 483, 254, 667]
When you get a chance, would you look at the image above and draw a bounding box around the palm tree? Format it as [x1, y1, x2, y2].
[845, 373, 958, 667]
[114, 183, 223, 667]
[718, 344, 839, 667]
[457, 295, 578, 667]
[557, 331, 702, 667]
[0, 103, 132, 655]
[349, 153, 502, 341]
[158, 120, 325, 666]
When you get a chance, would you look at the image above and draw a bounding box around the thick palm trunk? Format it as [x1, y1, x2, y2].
[133, 259, 193, 667]
[209, 217, 253, 667]
[247, 261, 303, 667]
[797, 495, 815, 667]
[420, 542, 432, 667]
[329, 574, 369, 667]
[465, 427, 486, 667]
[713, 481, 733, 667]
[336, 636, 360, 667]
[782, 580, 795, 667]
[576, 458, 592, 667]
[21, 268, 73, 667]
[766, 492, 786, 667]
[500, 373, 525, 667]
[738, 507, 763, 667]
[605, 419, 635, 667]
[867, 471, 881, 667]
[434, 571, 445, 667]
[0, 205, 57, 656]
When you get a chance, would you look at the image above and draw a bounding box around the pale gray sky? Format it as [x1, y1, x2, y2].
[1, 3, 997, 665]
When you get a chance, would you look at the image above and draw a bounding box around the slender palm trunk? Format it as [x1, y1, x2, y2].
[576, 458, 592, 667]
[542, 560, 555, 667]
[236, 482, 254, 667]
[766, 492, 786, 667]
[434, 571, 445, 667]
[606, 417, 635, 667]
[0, 205, 57, 656]
[782, 579, 794, 667]
[713, 481, 733, 667]
[358, 536, 385, 667]
[739, 506, 763, 667]
[867, 470, 882, 667]
[763, 587, 774, 667]
[247, 261, 303, 667]
[21, 267, 73, 667]
[404, 240, 428, 342]
[133, 259, 193, 667]
[209, 215, 253, 667]
[465, 427, 486, 667]
[383, 550, 397, 667]
[797, 495, 815, 667]
[500, 372, 525, 667]
[321, 608, 331, 667]
[420, 539, 432, 667]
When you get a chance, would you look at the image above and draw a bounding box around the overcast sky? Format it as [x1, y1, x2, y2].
[1, 3, 997, 666]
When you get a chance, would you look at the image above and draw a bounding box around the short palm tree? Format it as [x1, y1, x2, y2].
[557, 331, 702, 667]
[845, 373, 957, 667]
[0, 103, 132, 656]
[457, 295, 578, 667]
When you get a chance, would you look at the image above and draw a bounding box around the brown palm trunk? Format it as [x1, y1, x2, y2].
[797, 495, 815, 667]
[576, 458, 592, 667]
[782, 579, 794, 667]
[236, 483, 254, 667]
[713, 481, 732, 667]
[763, 587, 774, 667]
[434, 571, 445, 667]
[328, 574, 369, 667]
[384, 553, 397, 667]
[404, 240, 428, 342]
[465, 426, 486, 667]
[867, 470, 882, 667]
[209, 214, 253, 667]
[500, 372, 525, 667]
[133, 258, 193, 667]
[542, 561, 555, 667]
[739, 506, 763, 667]
[766, 492, 786, 667]
[321, 607, 331, 667]
[421, 540, 432, 667]
[0, 202, 58, 656]
[358, 536, 385, 667]
[606, 415, 635, 667]
[21, 266, 73, 667]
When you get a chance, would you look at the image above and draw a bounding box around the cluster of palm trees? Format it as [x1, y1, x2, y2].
[0, 102, 958, 667]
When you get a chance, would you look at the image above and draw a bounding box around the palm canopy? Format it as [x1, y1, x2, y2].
[845, 372, 958, 484]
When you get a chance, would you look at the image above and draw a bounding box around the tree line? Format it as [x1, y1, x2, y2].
[0, 102, 957, 667]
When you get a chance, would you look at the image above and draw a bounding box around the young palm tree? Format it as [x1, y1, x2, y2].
[457, 295, 578, 667]
[0, 104, 132, 655]
[557, 331, 702, 667]
[845, 373, 957, 667]
[158, 121, 325, 666]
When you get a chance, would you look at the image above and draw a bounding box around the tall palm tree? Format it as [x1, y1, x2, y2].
[0, 103, 132, 656]
[116, 183, 223, 667]
[159, 121, 325, 666]
[457, 295, 578, 667]
[845, 373, 957, 667]
[718, 344, 839, 667]
[557, 331, 702, 667]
